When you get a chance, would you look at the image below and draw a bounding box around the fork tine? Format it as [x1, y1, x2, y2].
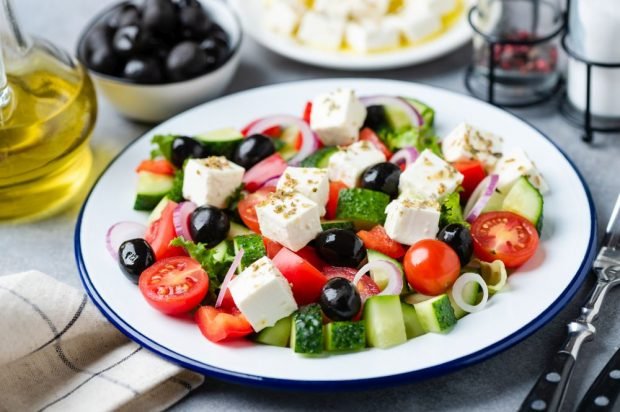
[603, 194, 620, 249]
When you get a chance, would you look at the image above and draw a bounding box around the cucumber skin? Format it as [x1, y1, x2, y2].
[363, 295, 407, 349]
[414, 295, 457, 333]
[195, 128, 243, 159]
[320, 220, 355, 231]
[228, 222, 254, 239]
[255, 316, 292, 347]
[324, 322, 366, 352]
[134, 194, 166, 211]
[401, 303, 426, 339]
[301, 147, 338, 168]
[335, 189, 390, 229]
[134, 172, 174, 211]
[291, 304, 323, 355]
[233, 234, 266, 270]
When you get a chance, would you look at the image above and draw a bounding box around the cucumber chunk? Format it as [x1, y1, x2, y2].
[403, 293, 433, 305]
[367, 249, 407, 294]
[301, 147, 338, 168]
[148, 196, 171, 224]
[290, 304, 323, 355]
[405, 98, 435, 128]
[255, 316, 292, 347]
[414, 294, 457, 333]
[502, 176, 544, 231]
[134, 171, 174, 211]
[401, 302, 426, 339]
[363, 295, 407, 349]
[320, 220, 355, 231]
[324, 322, 366, 352]
[228, 221, 254, 239]
[336, 188, 390, 229]
[384, 105, 411, 131]
[233, 234, 266, 271]
[447, 281, 480, 319]
[195, 127, 243, 159]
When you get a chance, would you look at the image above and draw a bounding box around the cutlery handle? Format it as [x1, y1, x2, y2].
[519, 351, 576, 412]
[577, 347, 620, 412]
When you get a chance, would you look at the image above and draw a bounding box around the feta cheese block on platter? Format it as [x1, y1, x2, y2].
[399, 149, 463, 200]
[441, 122, 503, 171]
[493, 148, 549, 194]
[263, 0, 306, 36]
[327, 141, 386, 187]
[228, 256, 298, 332]
[349, 0, 391, 20]
[418, 0, 457, 14]
[313, 0, 353, 18]
[182, 157, 245, 208]
[384, 9, 442, 43]
[346, 20, 401, 53]
[310, 88, 367, 146]
[384, 197, 441, 245]
[276, 167, 330, 216]
[297, 12, 346, 50]
[255, 191, 322, 251]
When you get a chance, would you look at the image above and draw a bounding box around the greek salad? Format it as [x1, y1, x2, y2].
[108, 88, 548, 355]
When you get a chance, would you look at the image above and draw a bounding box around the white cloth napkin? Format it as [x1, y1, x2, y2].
[0, 271, 204, 412]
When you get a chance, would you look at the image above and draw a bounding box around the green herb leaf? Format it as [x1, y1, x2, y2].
[439, 192, 469, 228]
[166, 170, 184, 202]
[170, 237, 236, 290]
[151, 134, 177, 161]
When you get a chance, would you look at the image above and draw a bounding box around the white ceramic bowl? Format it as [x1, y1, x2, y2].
[77, 0, 242, 123]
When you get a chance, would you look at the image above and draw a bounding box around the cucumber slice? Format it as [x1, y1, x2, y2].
[228, 221, 254, 239]
[301, 147, 338, 168]
[233, 234, 266, 271]
[324, 322, 366, 352]
[401, 302, 426, 339]
[403, 293, 433, 305]
[413, 294, 457, 333]
[384, 105, 411, 131]
[502, 176, 544, 230]
[148, 196, 171, 224]
[195, 127, 243, 159]
[277, 126, 299, 161]
[335, 188, 390, 229]
[290, 304, 323, 355]
[255, 316, 292, 347]
[320, 220, 355, 231]
[363, 295, 407, 349]
[366, 249, 407, 294]
[447, 281, 480, 319]
[404, 98, 435, 128]
[134, 171, 174, 211]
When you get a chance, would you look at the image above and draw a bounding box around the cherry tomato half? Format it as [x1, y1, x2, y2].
[237, 186, 276, 233]
[404, 239, 461, 296]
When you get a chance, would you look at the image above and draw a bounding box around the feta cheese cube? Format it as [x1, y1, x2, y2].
[441, 122, 504, 170]
[310, 88, 367, 146]
[399, 149, 464, 200]
[297, 12, 346, 50]
[384, 197, 441, 245]
[313, 0, 353, 18]
[256, 191, 322, 251]
[349, 0, 391, 19]
[327, 141, 387, 187]
[276, 167, 330, 216]
[418, 0, 457, 14]
[385, 10, 441, 43]
[182, 157, 245, 208]
[346, 20, 400, 53]
[229, 257, 298, 332]
[493, 148, 549, 194]
[264, 0, 305, 36]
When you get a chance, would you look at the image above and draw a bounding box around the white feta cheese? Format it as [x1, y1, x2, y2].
[349, 0, 391, 19]
[327, 141, 387, 187]
[310, 88, 367, 146]
[418, 0, 457, 14]
[313, 0, 353, 18]
[493, 148, 549, 194]
[264, 0, 305, 36]
[276, 167, 330, 216]
[182, 157, 244, 208]
[441, 122, 504, 171]
[256, 191, 322, 251]
[345, 19, 400, 53]
[297, 12, 346, 50]
[385, 10, 441, 43]
[399, 149, 464, 200]
[229, 257, 298, 332]
[384, 197, 441, 245]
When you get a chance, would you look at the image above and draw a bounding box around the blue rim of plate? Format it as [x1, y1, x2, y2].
[75, 80, 598, 391]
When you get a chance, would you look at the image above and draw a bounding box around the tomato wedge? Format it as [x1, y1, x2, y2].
[296, 245, 327, 271]
[144, 201, 186, 260]
[453, 160, 487, 201]
[326, 181, 348, 220]
[238, 187, 276, 233]
[138, 256, 209, 315]
[195, 306, 253, 342]
[302, 101, 312, 124]
[241, 119, 281, 137]
[272, 248, 327, 305]
[136, 159, 176, 176]
[404, 239, 461, 296]
[357, 225, 406, 259]
[323, 266, 381, 301]
[242, 153, 288, 192]
[359, 127, 392, 159]
[471, 211, 539, 268]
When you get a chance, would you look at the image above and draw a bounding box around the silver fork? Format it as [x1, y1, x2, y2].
[519, 194, 620, 412]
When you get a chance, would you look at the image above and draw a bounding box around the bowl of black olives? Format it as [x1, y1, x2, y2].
[77, 0, 242, 123]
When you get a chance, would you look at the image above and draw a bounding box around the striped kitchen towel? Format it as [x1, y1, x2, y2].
[0, 271, 204, 412]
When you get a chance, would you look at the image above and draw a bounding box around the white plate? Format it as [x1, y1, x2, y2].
[229, 0, 473, 71]
[76, 79, 596, 389]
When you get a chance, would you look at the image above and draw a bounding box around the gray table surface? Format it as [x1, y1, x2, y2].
[3, 1, 620, 410]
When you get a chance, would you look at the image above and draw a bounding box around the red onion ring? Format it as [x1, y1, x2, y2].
[465, 174, 499, 223]
[353, 260, 403, 296]
[245, 114, 320, 165]
[389, 147, 420, 168]
[360, 96, 424, 127]
[105, 221, 147, 260]
[172, 201, 197, 240]
[215, 249, 245, 308]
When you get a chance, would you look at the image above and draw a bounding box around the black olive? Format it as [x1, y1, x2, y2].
[178, 1, 212, 39]
[315, 229, 367, 268]
[123, 57, 164, 83]
[107, 4, 141, 29]
[437, 223, 473, 266]
[142, 0, 177, 36]
[360, 162, 401, 198]
[118, 239, 155, 284]
[85, 24, 112, 55]
[209, 24, 229, 48]
[166, 41, 209, 81]
[112, 25, 145, 56]
[199, 38, 226, 62]
[319, 277, 361, 321]
[363, 105, 388, 132]
[232, 134, 275, 169]
[170, 136, 208, 168]
[189, 206, 230, 248]
[88, 46, 122, 75]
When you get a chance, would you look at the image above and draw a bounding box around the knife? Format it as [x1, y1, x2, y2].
[577, 346, 620, 411]
[519, 194, 620, 412]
